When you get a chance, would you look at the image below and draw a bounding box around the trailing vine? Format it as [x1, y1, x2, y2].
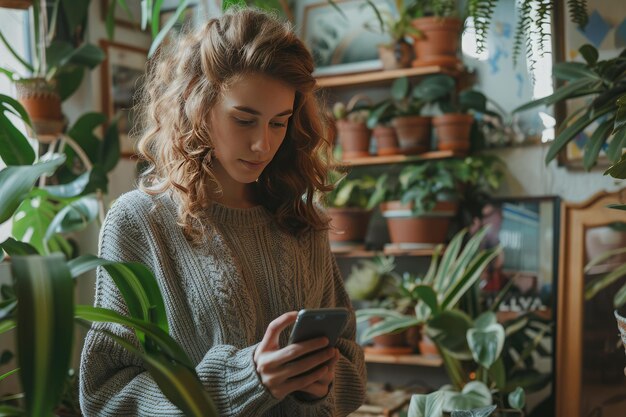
[568, 0, 588, 29]
[468, 0, 497, 54]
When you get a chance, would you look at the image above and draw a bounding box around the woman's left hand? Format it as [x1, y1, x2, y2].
[296, 348, 339, 400]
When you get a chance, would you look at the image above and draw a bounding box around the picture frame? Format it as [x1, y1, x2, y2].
[473, 196, 560, 416]
[100, 40, 148, 157]
[298, 0, 395, 76]
[554, 1, 626, 168]
[557, 189, 626, 417]
[100, 0, 142, 30]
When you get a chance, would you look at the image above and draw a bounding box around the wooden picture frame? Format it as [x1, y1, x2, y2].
[557, 189, 626, 417]
[298, 0, 395, 76]
[100, 40, 147, 157]
[554, 1, 626, 168]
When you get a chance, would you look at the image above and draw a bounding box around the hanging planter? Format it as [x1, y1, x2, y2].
[15, 78, 65, 138]
[410, 17, 462, 68]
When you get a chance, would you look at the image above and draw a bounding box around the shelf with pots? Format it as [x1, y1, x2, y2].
[315, 65, 462, 89]
[331, 246, 442, 258]
[363, 351, 442, 367]
[337, 149, 465, 167]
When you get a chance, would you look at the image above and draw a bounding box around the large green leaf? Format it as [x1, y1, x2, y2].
[56, 66, 85, 101]
[553, 61, 599, 81]
[508, 387, 526, 410]
[12, 190, 60, 255]
[44, 171, 91, 198]
[60, 0, 90, 34]
[100, 118, 120, 173]
[67, 113, 107, 163]
[360, 315, 419, 343]
[443, 381, 492, 412]
[0, 155, 66, 223]
[68, 43, 106, 69]
[583, 118, 614, 170]
[440, 227, 489, 297]
[585, 263, 626, 300]
[12, 254, 74, 417]
[355, 308, 406, 324]
[408, 390, 445, 417]
[427, 310, 472, 358]
[433, 228, 467, 293]
[467, 315, 505, 369]
[605, 152, 626, 179]
[514, 78, 601, 113]
[0, 404, 24, 416]
[44, 195, 99, 242]
[451, 405, 497, 417]
[99, 329, 218, 417]
[606, 124, 626, 163]
[0, 238, 39, 257]
[149, 0, 191, 57]
[391, 76, 410, 102]
[0, 97, 35, 166]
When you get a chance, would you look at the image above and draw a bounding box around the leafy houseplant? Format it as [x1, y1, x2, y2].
[333, 96, 372, 159]
[515, 44, 626, 171]
[369, 160, 461, 245]
[325, 170, 378, 243]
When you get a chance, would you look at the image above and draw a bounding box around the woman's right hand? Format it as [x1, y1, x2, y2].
[253, 311, 337, 400]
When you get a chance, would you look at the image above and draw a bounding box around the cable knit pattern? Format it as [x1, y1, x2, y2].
[79, 190, 366, 417]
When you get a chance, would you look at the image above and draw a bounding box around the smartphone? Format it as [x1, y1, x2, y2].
[288, 308, 349, 346]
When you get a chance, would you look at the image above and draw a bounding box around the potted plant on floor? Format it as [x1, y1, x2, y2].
[369, 159, 461, 245]
[325, 170, 378, 244]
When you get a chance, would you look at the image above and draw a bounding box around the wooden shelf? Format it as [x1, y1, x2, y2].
[337, 150, 465, 167]
[315, 65, 461, 89]
[332, 247, 438, 258]
[364, 352, 443, 367]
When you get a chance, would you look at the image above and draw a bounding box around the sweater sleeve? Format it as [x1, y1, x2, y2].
[79, 195, 280, 417]
[281, 235, 367, 417]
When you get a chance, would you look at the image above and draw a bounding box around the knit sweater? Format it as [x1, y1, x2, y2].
[79, 190, 366, 417]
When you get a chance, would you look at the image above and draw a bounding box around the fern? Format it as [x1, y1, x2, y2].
[568, 0, 588, 29]
[512, 0, 533, 68]
[468, 0, 497, 54]
[536, 0, 553, 58]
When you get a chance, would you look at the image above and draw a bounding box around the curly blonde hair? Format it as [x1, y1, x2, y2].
[135, 7, 333, 244]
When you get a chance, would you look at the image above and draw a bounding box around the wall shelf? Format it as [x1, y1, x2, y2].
[332, 247, 438, 258]
[337, 150, 466, 167]
[315, 65, 461, 89]
[364, 352, 443, 367]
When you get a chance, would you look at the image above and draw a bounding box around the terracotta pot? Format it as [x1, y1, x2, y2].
[336, 119, 371, 159]
[417, 332, 439, 356]
[391, 115, 431, 155]
[0, 0, 31, 8]
[373, 126, 399, 156]
[433, 113, 474, 152]
[327, 207, 372, 242]
[381, 200, 458, 244]
[377, 41, 413, 70]
[15, 78, 65, 137]
[411, 17, 462, 68]
[367, 317, 414, 354]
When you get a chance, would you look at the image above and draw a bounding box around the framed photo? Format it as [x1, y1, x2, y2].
[555, 1, 626, 168]
[472, 196, 560, 416]
[100, 40, 147, 157]
[100, 0, 142, 30]
[298, 0, 395, 76]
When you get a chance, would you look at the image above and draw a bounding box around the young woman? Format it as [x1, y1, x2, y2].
[79, 7, 366, 417]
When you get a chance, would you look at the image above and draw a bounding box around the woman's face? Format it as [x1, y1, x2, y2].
[209, 72, 296, 185]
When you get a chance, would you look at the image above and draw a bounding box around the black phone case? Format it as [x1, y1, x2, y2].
[288, 308, 349, 346]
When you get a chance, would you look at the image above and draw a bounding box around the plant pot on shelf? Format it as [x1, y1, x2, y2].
[381, 200, 458, 245]
[410, 17, 462, 68]
[433, 113, 473, 152]
[327, 207, 372, 243]
[373, 125, 400, 156]
[391, 115, 431, 155]
[417, 332, 439, 357]
[377, 40, 412, 70]
[366, 317, 414, 355]
[336, 120, 371, 159]
[0, 0, 31, 8]
[15, 78, 65, 139]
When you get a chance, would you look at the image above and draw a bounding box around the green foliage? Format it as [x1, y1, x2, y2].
[515, 44, 626, 171]
[362, 0, 421, 44]
[325, 171, 378, 209]
[344, 255, 400, 301]
[0, 95, 34, 165]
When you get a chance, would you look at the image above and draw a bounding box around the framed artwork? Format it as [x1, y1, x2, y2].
[555, 0, 626, 168]
[100, 0, 142, 30]
[298, 0, 395, 76]
[473, 196, 560, 416]
[100, 40, 147, 157]
[557, 189, 626, 417]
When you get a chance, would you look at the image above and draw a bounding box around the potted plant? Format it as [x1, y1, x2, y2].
[333, 96, 372, 159]
[369, 160, 460, 245]
[514, 44, 626, 171]
[325, 170, 378, 243]
[368, 74, 455, 155]
[360, 0, 420, 70]
[429, 75, 492, 153]
[408, 0, 463, 68]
